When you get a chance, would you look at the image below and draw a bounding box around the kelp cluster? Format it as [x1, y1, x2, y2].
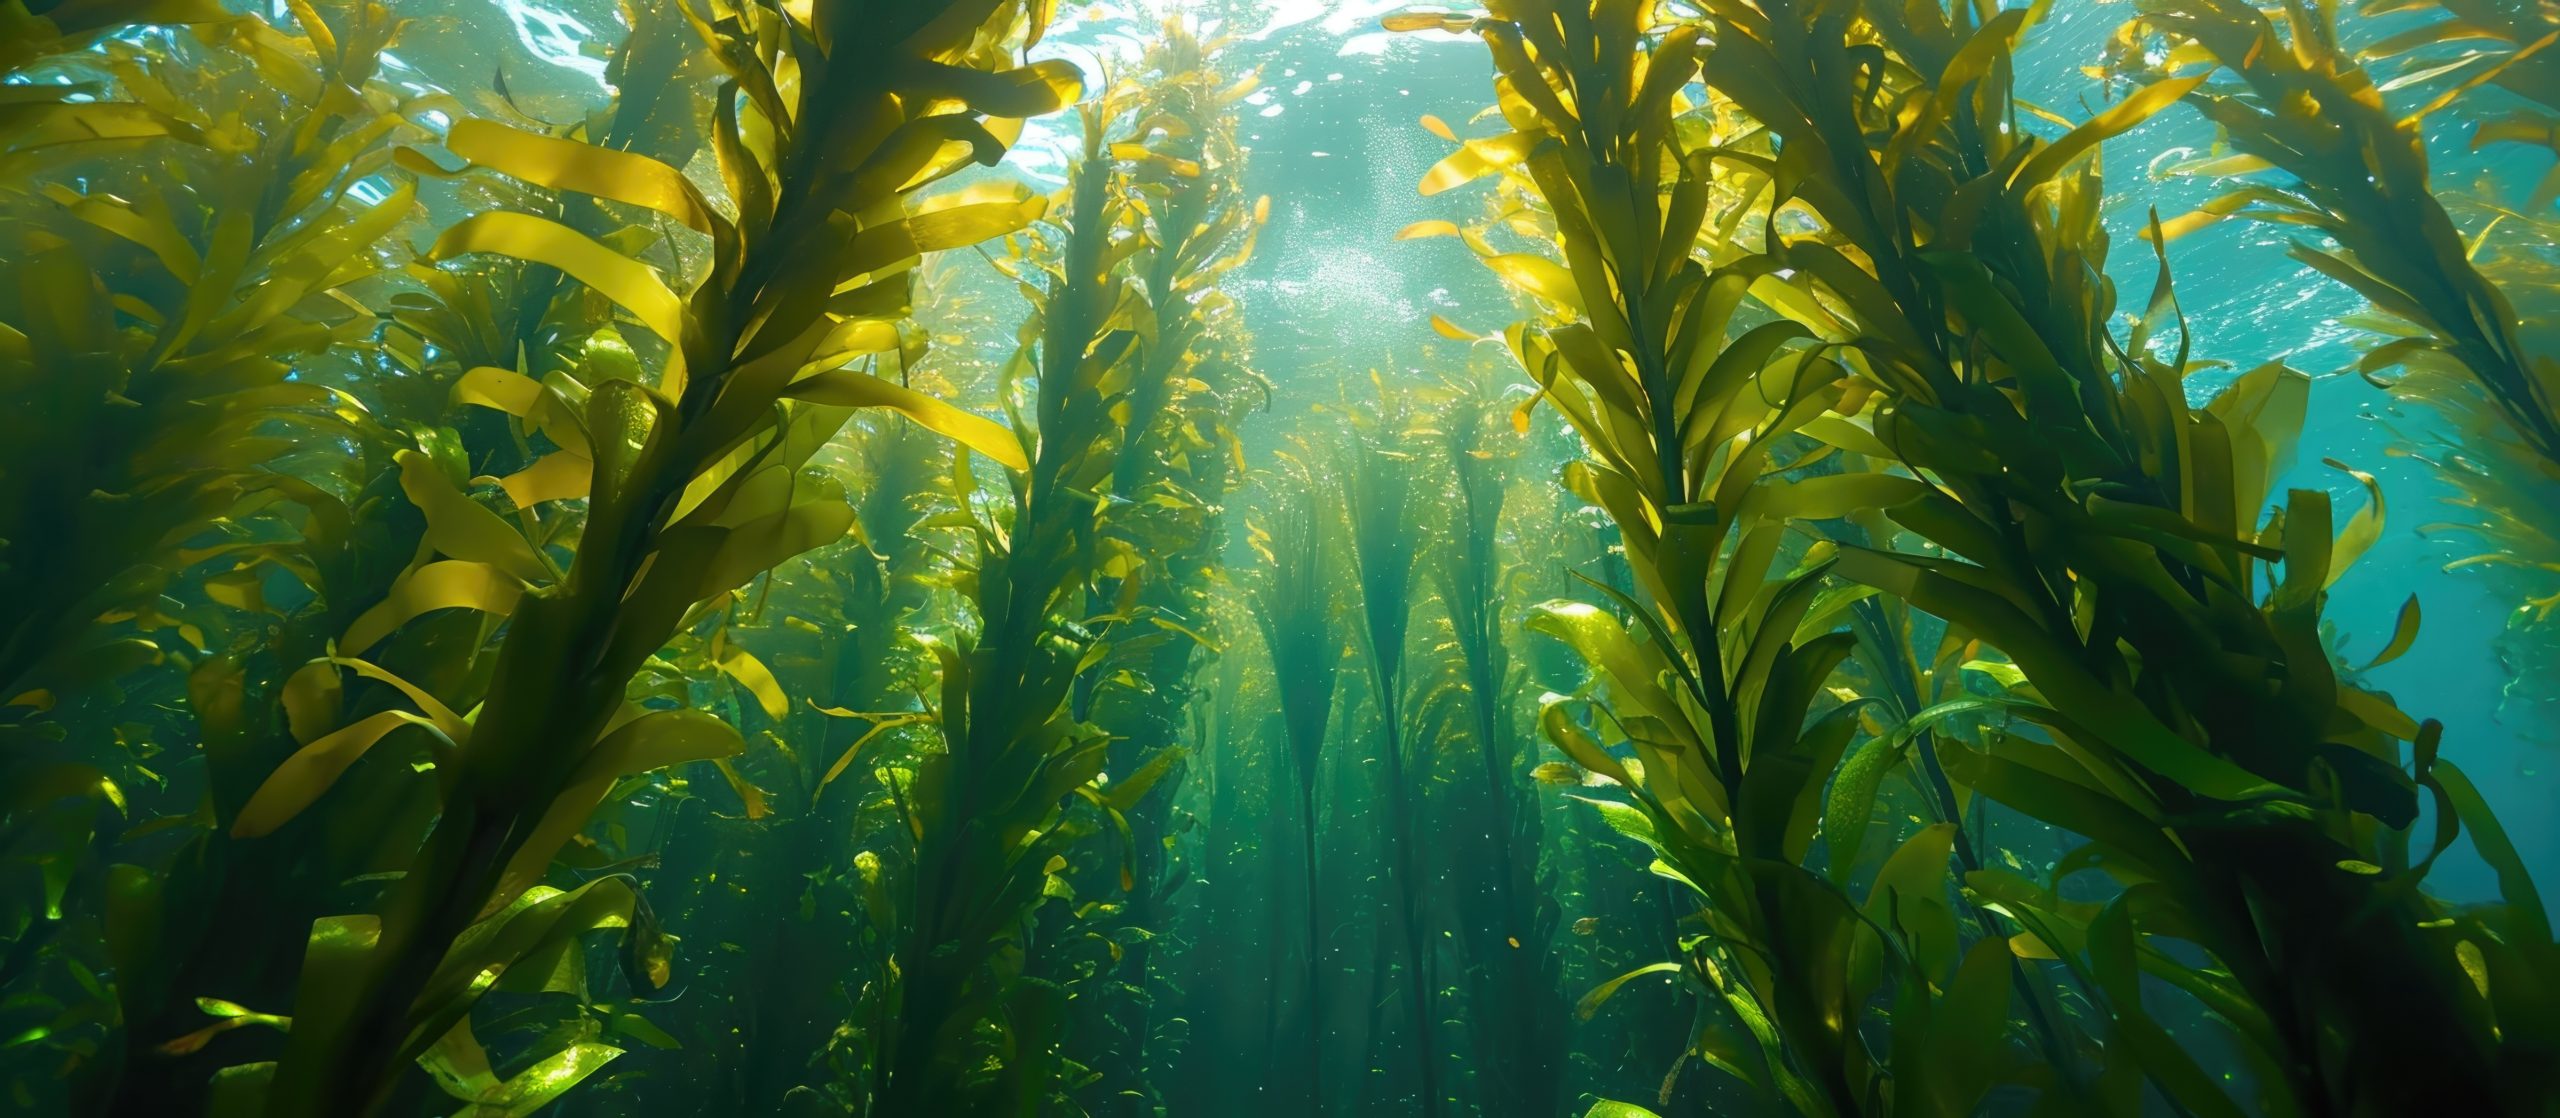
[1396, 0, 2557, 1115]
[5, 0, 2560, 1116]
[2118, 0, 2560, 747]
[0, 0, 1256, 1113]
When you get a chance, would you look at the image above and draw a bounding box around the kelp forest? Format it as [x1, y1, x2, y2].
[3, 0, 2558, 1115]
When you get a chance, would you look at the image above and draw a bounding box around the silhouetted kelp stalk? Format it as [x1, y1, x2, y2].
[1335, 385, 1448, 1116]
[665, 415, 949, 1112]
[1245, 454, 1345, 1115]
[1422, 368, 1570, 1118]
[180, 0, 1076, 1112]
[1692, 0, 2553, 1111]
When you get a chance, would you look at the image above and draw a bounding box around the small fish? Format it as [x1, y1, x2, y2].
[1531, 761, 1582, 785]
[1573, 917, 1601, 936]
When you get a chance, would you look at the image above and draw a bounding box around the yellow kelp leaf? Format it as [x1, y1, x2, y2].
[585, 708, 745, 783]
[2337, 685, 2424, 742]
[398, 450, 551, 584]
[2010, 75, 2207, 191]
[63, 194, 200, 282]
[340, 560, 526, 654]
[691, 496, 857, 602]
[492, 710, 743, 904]
[1530, 761, 1582, 785]
[233, 710, 446, 837]
[1539, 697, 1633, 787]
[281, 659, 344, 745]
[325, 656, 472, 747]
[155, 1001, 289, 1056]
[439, 119, 724, 235]
[783, 369, 1029, 470]
[488, 452, 592, 509]
[903, 57, 1085, 119]
[1383, 12, 1475, 33]
[667, 432, 766, 526]
[1511, 386, 1544, 433]
[2323, 456, 2385, 587]
[1396, 219, 1462, 240]
[1429, 314, 1480, 341]
[1485, 253, 1584, 313]
[811, 713, 928, 807]
[1420, 132, 1536, 195]
[203, 566, 267, 614]
[1797, 413, 1894, 457]
[715, 644, 789, 721]
[2400, 31, 2559, 126]
[812, 317, 903, 363]
[712, 757, 771, 820]
[430, 212, 687, 346]
[1111, 142, 1202, 177]
[1419, 112, 1457, 141]
[908, 190, 1050, 254]
[2008, 931, 2060, 960]
[2457, 939, 2491, 998]
[452, 366, 544, 416]
[2360, 594, 2422, 671]
[2146, 189, 2260, 243]
[0, 102, 187, 153]
[1575, 962, 1681, 1021]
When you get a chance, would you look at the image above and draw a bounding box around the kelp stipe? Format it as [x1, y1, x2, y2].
[1335, 385, 1446, 1116]
[10, 1, 2560, 1114]
[1422, 367, 1570, 1118]
[1245, 455, 1346, 1116]
[109, 0, 726, 1095]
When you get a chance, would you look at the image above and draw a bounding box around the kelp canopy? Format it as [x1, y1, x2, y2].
[0, 0, 2554, 1116]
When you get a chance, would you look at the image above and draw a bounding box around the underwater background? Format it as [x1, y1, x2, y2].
[3, 0, 2557, 1115]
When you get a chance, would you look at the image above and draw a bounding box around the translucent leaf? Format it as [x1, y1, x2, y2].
[430, 212, 687, 346]
[438, 119, 723, 235]
[783, 368, 1029, 470]
[398, 450, 550, 584]
[714, 643, 788, 721]
[1575, 961, 1680, 1020]
[232, 711, 447, 837]
[339, 561, 525, 654]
